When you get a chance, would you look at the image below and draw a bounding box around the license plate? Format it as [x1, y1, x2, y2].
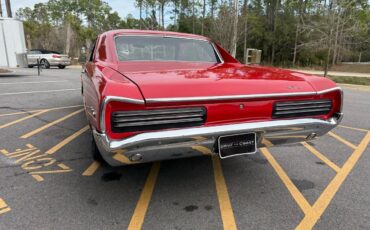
[218, 133, 257, 159]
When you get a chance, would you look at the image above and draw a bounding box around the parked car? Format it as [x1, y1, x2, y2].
[81, 29, 343, 166]
[27, 49, 71, 69]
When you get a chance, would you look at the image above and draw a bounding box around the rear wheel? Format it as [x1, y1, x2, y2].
[91, 133, 105, 163]
[40, 59, 50, 69]
[58, 65, 66, 69]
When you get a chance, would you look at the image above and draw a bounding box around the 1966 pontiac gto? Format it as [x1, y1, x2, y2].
[81, 29, 343, 166]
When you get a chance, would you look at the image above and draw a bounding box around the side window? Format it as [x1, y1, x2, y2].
[96, 35, 107, 61]
[29, 50, 41, 54]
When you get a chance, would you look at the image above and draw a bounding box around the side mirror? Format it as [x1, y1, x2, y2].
[246, 49, 262, 64]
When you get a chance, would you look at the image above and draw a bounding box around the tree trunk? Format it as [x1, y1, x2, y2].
[230, 0, 238, 57]
[324, 27, 333, 77]
[65, 21, 72, 56]
[192, 0, 195, 34]
[5, 0, 12, 18]
[292, 23, 299, 66]
[26, 34, 32, 50]
[210, 1, 214, 19]
[332, 12, 340, 65]
[243, 0, 249, 64]
[139, 3, 142, 29]
[174, 2, 178, 31]
[201, 0, 206, 35]
[0, 0, 3, 17]
[337, 22, 345, 63]
[271, 0, 279, 65]
[161, 3, 165, 28]
[293, 0, 304, 66]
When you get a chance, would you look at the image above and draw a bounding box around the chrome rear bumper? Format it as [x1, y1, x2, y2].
[93, 113, 343, 166]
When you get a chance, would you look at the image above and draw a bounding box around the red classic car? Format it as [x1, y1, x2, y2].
[81, 29, 343, 166]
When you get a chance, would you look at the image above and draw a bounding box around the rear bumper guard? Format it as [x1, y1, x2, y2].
[93, 113, 343, 166]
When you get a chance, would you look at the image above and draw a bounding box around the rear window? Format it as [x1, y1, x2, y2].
[115, 36, 219, 63]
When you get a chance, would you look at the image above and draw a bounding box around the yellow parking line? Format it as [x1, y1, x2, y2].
[192, 145, 213, 155]
[45, 126, 89, 154]
[0, 105, 82, 117]
[0, 198, 11, 215]
[296, 131, 370, 229]
[0, 110, 50, 129]
[20, 109, 84, 139]
[0, 110, 42, 117]
[82, 161, 101, 176]
[113, 154, 132, 164]
[301, 142, 340, 173]
[31, 175, 44, 182]
[212, 156, 237, 230]
[328, 132, 357, 150]
[192, 136, 207, 141]
[268, 135, 307, 139]
[260, 148, 312, 214]
[261, 138, 274, 147]
[338, 125, 368, 133]
[127, 162, 161, 230]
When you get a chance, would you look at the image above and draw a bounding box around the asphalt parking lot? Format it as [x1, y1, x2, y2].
[0, 67, 369, 230]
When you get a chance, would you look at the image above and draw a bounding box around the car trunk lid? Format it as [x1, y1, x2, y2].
[117, 62, 317, 103]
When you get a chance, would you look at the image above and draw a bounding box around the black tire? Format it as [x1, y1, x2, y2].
[58, 65, 66, 69]
[40, 59, 50, 69]
[91, 135, 105, 162]
[28, 65, 34, 68]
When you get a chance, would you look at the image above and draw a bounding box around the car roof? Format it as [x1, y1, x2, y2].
[104, 29, 210, 41]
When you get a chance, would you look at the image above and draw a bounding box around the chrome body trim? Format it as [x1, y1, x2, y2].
[145, 87, 342, 103]
[99, 96, 145, 133]
[98, 87, 342, 132]
[316, 87, 342, 95]
[93, 113, 343, 166]
[114, 34, 209, 42]
[211, 42, 224, 64]
[113, 35, 223, 64]
[146, 92, 316, 103]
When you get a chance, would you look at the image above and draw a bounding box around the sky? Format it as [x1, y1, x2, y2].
[3, 0, 140, 19]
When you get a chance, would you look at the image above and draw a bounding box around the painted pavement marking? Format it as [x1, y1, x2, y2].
[0, 104, 82, 117]
[0, 198, 11, 215]
[260, 147, 312, 214]
[0, 144, 72, 182]
[192, 145, 213, 155]
[301, 142, 341, 173]
[328, 131, 357, 150]
[0, 88, 80, 96]
[82, 161, 101, 176]
[296, 131, 370, 229]
[0, 80, 67, 85]
[20, 109, 84, 139]
[45, 125, 89, 154]
[337, 125, 368, 133]
[212, 156, 237, 230]
[0, 105, 83, 131]
[0, 110, 50, 129]
[127, 162, 161, 230]
[0, 110, 43, 117]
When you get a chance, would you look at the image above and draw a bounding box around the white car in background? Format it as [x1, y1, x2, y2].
[27, 49, 71, 69]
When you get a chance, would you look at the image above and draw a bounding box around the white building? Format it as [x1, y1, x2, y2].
[0, 17, 27, 68]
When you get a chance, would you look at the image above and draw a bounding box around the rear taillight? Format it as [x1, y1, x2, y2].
[52, 54, 61, 58]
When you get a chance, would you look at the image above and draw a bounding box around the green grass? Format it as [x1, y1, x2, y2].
[328, 75, 370, 86]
